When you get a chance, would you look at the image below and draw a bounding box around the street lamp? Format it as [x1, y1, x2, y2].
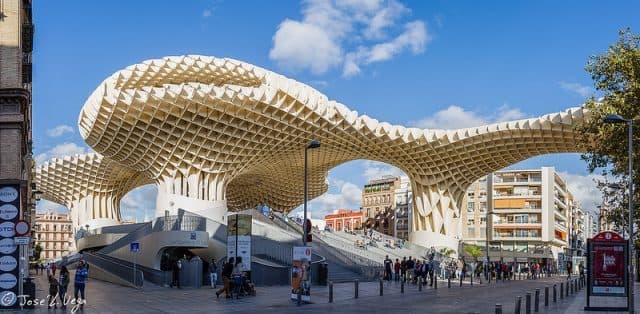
[603, 113, 634, 313]
[303, 140, 321, 247]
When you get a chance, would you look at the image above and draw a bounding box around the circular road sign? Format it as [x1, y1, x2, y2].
[14, 220, 29, 236]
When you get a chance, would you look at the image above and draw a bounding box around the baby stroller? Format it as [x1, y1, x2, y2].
[232, 274, 256, 298]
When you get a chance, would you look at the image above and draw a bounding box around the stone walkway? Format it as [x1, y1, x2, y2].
[11, 271, 640, 313]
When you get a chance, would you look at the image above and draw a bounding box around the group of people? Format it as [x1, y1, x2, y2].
[383, 255, 436, 286]
[45, 260, 89, 309]
[215, 257, 255, 299]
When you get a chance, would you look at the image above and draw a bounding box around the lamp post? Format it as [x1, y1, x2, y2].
[603, 114, 634, 313]
[303, 140, 321, 246]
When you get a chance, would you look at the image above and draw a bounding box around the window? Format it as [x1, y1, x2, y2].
[467, 219, 475, 226]
[467, 227, 475, 235]
[467, 202, 474, 212]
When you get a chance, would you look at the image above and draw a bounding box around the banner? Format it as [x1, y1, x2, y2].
[291, 246, 312, 302]
[227, 214, 252, 271]
[0, 185, 20, 309]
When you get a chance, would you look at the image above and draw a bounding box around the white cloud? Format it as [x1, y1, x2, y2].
[120, 184, 157, 223]
[558, 171, 603, 213]
[291, 177, 363, 219]
[408, 104, 526, 129]
[270, 0, 430, 76]
[270, 19, 343, 74]
[35, 142, 89, 164]
[361, 160, 405, 181]
[559, 81, 593, 98]
[202, 9, 212, 18]
[46, 125, 74, 137]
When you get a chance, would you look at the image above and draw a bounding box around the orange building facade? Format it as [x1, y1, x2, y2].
[324, 209, 364, 232]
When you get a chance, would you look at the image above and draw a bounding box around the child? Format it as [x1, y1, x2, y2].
[48, 274, 59, 309]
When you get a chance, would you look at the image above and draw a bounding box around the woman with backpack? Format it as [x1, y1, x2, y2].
[58, 266, 70, 308]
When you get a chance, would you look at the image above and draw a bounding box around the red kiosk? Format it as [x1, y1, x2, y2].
[585, 231, 629, 311]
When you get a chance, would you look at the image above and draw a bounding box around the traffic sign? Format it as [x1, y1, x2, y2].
[13, 221, 29, 237]
[130, 242, 140, 253]
[13, 237, 28, 245]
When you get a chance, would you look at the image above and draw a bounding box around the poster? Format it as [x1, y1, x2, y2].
[291, 246, 312, 302]
[592, 243, 626, 295]
[0, 185, 20, 309]
[227, 214, 252, 271]
[589, 231, 627, 296]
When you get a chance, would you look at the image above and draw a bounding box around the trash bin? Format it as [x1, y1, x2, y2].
[23, 277, 36, 309]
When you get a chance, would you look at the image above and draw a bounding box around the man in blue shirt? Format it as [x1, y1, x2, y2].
[74, 260, 89, 309]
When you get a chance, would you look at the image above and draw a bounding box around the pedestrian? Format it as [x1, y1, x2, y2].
[170, 259, 182, 289]
[401, 257, 407, 281]
[383, 255, 392, 281]
[394, 258, 401, 281]
[58, 266, 70, 309]
[216, 257, 234, 299]
[407, 256, 414, 282]
[46, 263, 51, 277]
[210, 259, 218, 288]
[74, 260, 88, 309]
[52, 263, 57, 276]
[47, 274, 59, 309]
[421, 259, 428, 285]
[428, 258, 435, 286]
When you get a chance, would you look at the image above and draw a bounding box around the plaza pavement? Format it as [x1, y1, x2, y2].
[17, 270, 640, 313]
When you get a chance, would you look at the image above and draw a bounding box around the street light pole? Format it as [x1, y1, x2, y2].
[603, 114, 634, 313]
[303, 140, 321, 247]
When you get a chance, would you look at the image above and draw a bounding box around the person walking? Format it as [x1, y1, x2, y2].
[216, 257, 234, 299]
[401, 257, 407, 281]
[209, 259, 218, 288]
[52, 263, 57, 276]
[170, 259, 182, 289]
[45, 263, 51, 277]
[73, 260, 88, 309]
[47, 274, 59, 309]
[58, 266, 70, 309]
[383, 255, 392, 281]
[394, 259, 401, 282]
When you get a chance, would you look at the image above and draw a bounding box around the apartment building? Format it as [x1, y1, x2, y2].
[461, 167, 572, 268]
[362, 176, 401, 236]
[34, 212, 75, 260]
[393, 177, 412, 240]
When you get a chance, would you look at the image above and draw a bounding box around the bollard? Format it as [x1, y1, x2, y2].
[355, 279, 359, 299]
[380, 278, 383, 296]
[460, 274, 463, 287]
[515, 296, 522, 314]
[495, 303, 502, 314]
[566, 280, 569, 296]
[471, 273, 473, 286]
[297, 289, 302, 306]
[526, 293, 531, 314]
[553, 284, 557, 303]
[329, 281, 333, 303]
[570, 280, 574, 294]
[534, 289, 540, 312]
[419, 278, 422, 291]
[544, 286, 549, 307]
[401, 280, 405, 293]
[448, 276, 451, 288]
[560, 282, 564, 299]
[434, 273, 438, 289]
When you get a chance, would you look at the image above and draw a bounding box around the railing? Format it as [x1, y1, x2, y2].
[83, 252, 144, 289]
[99, 222, 152, 254]
[152, 215, 207, 232]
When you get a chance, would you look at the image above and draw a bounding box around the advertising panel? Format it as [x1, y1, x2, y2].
[227, 214, 252, 271]
[290, 246, 312, 302]
[588, 231, 627, 297]
[0, 185, 20, 309]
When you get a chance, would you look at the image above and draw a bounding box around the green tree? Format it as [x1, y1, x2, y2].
[33, 243, 42, 261]
[439, 248, 455, 258]
[576, 28, 640, 234]
[464, 244, 483, 262]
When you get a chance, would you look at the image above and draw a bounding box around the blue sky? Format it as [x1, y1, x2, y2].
[32, 0, 640, 221]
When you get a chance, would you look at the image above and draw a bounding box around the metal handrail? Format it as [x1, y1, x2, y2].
[83, 252, 144, 289]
